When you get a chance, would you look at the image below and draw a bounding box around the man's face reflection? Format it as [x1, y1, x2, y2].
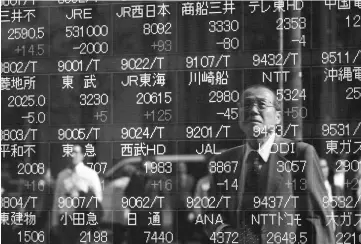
[71, 145, 84, 166]
[238, 87, 281, 139]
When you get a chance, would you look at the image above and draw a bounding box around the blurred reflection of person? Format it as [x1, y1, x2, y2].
[125, 160, 168, 244]
[320, 158, 333, 203]
[175, 162, 195, 244]
[51, 144, 103, 244]
[30, 167, 54, 244]
[333, 154, 347, 198]
[190, 160, 213, 244]
[319, 158, 336, 233]
[192, 171, 212, 217]
[331, 154, 348, 241]
[1, 162, 12, 194]
[102, 164, 137, 244]
[1, 163, 19, 244]
[344, 154, 361, 238]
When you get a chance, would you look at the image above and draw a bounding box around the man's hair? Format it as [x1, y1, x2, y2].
[241, 84, 281, 111]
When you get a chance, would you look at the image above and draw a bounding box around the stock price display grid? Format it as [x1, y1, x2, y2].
[1, 1, 361, 244]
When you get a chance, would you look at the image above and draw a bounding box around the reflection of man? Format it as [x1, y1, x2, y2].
[51, 144, 103, 244]
[191, 162, 213, 244]
[320, 158, 336, 232]
[205, 85, 335, 244]
[344, 154, 361, 237]
[175, 162, 195, 244]
[102, 164, 136, 244]
[125, 160, 169, 244]
[320, 158, 333, 202]
[333, 156, 347, 198]
[193, 172, 212, 217]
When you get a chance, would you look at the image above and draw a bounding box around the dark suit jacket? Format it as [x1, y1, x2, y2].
[205, 137, 335, 244]
[125, 170, 167, 227]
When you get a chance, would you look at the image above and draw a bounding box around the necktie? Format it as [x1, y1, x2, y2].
[249, 150, 263, 174]
[246, 151, 263, 193]
[242, 150, 264, 211]
[241, 151, 263, 242]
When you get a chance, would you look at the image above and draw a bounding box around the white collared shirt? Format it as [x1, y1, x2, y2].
[324, 180, 333, 201]
[244, 132, 276, 164]
[324, 180, 336, 232]
[334, 171, 345, 191]
[51, 162, 103, 227]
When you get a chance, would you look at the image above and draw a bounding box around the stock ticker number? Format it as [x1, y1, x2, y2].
[8, 27, 45, 40]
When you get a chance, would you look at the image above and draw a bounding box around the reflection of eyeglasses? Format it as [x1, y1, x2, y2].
[238, 100, 275, 111]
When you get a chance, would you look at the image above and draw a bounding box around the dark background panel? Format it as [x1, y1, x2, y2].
[312, 2, 361, 49]
[50, 74, 112, 125]
[311, 67, 361, 121]
[49, 4, 111, 57]
[1, 7, 50, 58]
[1, 75, 49, 126]
[178, 1, 243, 53]
[113, 141, 176, 160]
[113, 72, 177, 124]
[178, 70, 243, 124]
[1, 143, 49, 180]
[113, 2, 177, 55]
[244, 1, 312, 50]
